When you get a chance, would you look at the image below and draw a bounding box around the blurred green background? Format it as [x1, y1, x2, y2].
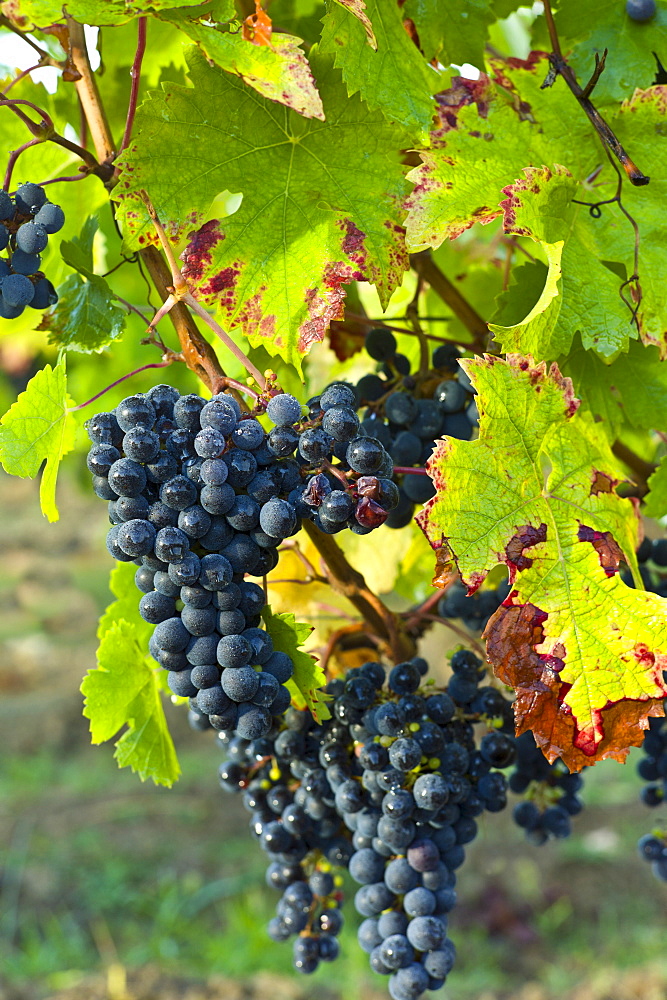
[2, 467, 667, 1000]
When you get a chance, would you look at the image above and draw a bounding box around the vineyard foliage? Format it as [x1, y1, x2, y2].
[0, 0, 666, 781]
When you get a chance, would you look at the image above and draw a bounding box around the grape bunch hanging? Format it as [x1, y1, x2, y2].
[0, 182, 62, 318]
[85, 382, 402, 741]
[215, 650, 588, 1000]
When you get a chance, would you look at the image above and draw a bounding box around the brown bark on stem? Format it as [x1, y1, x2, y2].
[140, 246, 227, 395]
[67, 19, 115, 164]
[302, 520, 415, 663]
[411, 252, 490, 353]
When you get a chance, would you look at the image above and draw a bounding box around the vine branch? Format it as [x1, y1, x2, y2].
[118, 17, 147, 157]
[410, 252, 490, 354]
[541, 0, 649, 186]
[301, 519, 415, 663]
[0, 96, 104, 183]
[139, 245, 228, 395]
[67, 18, 115, 166]
[612, 441, 654, 496]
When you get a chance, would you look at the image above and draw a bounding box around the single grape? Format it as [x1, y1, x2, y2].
[29, 278, 58, 309]
[626, 0, 656, 18]
[0, 190, 13, 220]
[16, 222, 48, 254]
[2, 273, 35, 308]
[365, 327, 397, 361]
[14, 182, 47, 214]
[267, 393, 302, 426]
[32, 202, 65, 233]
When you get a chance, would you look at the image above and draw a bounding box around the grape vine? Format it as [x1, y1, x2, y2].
[0, 1, 667, 996]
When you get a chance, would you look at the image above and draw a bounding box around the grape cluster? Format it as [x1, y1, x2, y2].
[0, 182, 62, 318]
[218, 710, 350, 969]
[87, 385, 308, 741]
[636, 712, 667, 880]
[276, 382, 401, 534]
[348, 328, 478, 530]
[216, 650, 519, 998]
[87, 384, 407, 740]
[508, 731, 585, 844]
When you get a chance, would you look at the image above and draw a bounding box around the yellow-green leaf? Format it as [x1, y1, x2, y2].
[82, 620, 181, 787]
[0, 361, 76, 522]
[262, 605, 331, 722]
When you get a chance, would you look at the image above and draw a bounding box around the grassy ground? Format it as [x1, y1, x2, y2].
[1, 471, 667, 1000]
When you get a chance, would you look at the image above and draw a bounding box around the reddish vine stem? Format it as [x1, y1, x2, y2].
[1, 64, 43, 95]
[0, 96, 54, 130]
[114, 295, 152, 324]
[118, 17, 147, 157]
[393, 466, 428, 476]
[411, 252, 490, 354]
[541, 0, 649, 186]
[0, 97, 101, 175]
[37, 172, 89, 187]
[301, 519, 415, 663]
[218, 377, 260, 400]
[68, 360, 175, 411]
[4, 138, 42, 191]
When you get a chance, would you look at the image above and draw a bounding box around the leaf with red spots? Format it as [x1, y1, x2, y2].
[158, 6, 324, 120]
[405, 56, 667, 361]
[115, 48, 410, 372]
[404, 55, 598, 249]
[417, 354, 667, 770]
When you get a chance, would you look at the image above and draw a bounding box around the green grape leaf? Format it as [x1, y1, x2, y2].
[561, 337, 667, 436]
[417, 354, 667, 771]
[320, 0, 441, 140]
[0, 360, 76, 522]
[115, 48, 410, 372]
[97, 562, 154, 644]
[404, 59, 599, 249]
[495, 167, 635, 358]
[553, 0, 667, 104]
[82, 620, 181, 786]
[11, 0, 209, 27]
[47, 273, 126, 353]
[261, 605, 331, 722]
[406, 59, 667, 360]
[159, 8, 325, 119]
[59, 215, 99, 279]
[645, 458, 667, 519]
[598, 87, 667, 357]
[404, 0, 497, 66]
[489, 240, 564, 357]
